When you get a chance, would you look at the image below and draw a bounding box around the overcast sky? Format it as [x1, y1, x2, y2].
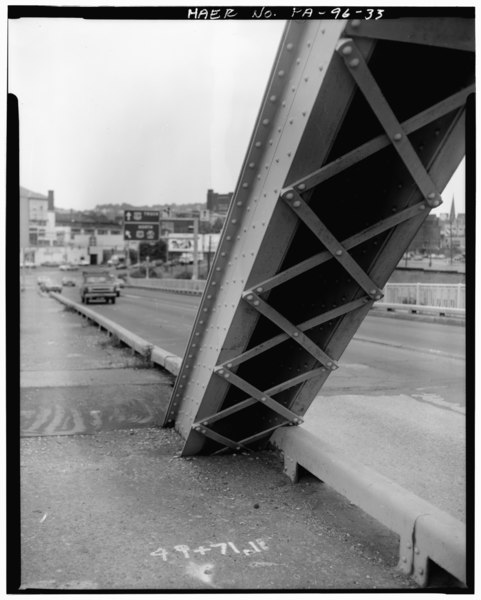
[8, 17, 465, 215]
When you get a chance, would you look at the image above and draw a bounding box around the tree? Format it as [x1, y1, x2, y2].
[139, 239, 167, 262]
[211, 217, 225, 233]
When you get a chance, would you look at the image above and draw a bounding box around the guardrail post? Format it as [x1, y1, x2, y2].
[457, 284, 463, 309]
[416, 283, 421, 306]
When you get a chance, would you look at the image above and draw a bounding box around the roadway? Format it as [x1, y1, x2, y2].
[58, 282, 466, 520]
[60, 285, 465, 405]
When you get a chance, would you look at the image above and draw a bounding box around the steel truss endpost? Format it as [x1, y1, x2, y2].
[164, 18, 473, 461]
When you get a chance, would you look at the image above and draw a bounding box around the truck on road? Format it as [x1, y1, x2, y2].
[80, 270, 117, 304]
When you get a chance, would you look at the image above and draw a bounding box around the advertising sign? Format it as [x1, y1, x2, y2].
[168, 237, 194, 252]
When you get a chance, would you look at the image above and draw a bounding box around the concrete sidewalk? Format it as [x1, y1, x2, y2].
[18, 287, 417, 591]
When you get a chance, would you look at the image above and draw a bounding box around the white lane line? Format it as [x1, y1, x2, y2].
[353, 336, 465, 361]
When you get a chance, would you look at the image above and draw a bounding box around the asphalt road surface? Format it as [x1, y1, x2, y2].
[60, 285, 465, 405]
[57, 282, 466, 519]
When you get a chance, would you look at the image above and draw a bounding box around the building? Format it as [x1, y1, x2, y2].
[54, 212, 125, 265]
[408, 214, 442, 254]
[206, 189, 233, 214]
[439, 213, 465, 253]
[20, 186, 56, 247]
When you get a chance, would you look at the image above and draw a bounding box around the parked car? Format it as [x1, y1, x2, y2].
[59, 263, 80, 271]
[42, 279, 62, 293]
[61, 277, 76, 287]
[37, 276, 49, 287]
[80, 271, 117, 304]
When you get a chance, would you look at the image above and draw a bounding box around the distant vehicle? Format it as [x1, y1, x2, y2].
[107, 255, 126, 268]
[23, 261, 37, 268]
[109, 274, 125, 297]
[42, 279, 62, 293]
[454, 254, 465, 262]
[61, 277, 76, 287]
[179, 252, 203, 265]
[59, 264, 79, 271]
[80, 270, 117, 304]
[41, 261, 60, 267]
[79, 258, 90, 266]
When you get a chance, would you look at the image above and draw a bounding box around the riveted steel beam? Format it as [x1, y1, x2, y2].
[165, 17, 473, 464]
[214, 367, 303, 424]
[337, 40, 443, 208]
[280, 188, 384, 299]
[345, 17, 475, 52]
[218, 298, 369, 368]
[196, 367, 325, 428]
[242, 292, 338, 370]
[288, 84, 474, 194]
[190, 423, 250, 453]
[252, 201, 430, 294]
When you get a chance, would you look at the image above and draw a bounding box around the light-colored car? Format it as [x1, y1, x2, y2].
[61, 277, 76, 287]
[80, 271, 117, 304]
[42, 279, 62, 293]
[109, 276, 125, 297]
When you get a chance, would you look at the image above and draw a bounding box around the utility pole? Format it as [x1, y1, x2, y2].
[192, 218, 199, 281]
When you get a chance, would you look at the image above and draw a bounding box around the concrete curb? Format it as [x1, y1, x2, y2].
[50, 293, 182, 377]
[271, 427, 466, 587]
[50, 291, 466, 587]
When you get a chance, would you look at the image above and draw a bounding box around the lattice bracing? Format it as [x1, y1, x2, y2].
[163, 17, 474, 456]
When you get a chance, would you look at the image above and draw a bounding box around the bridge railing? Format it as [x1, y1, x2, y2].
[126, 278, 465, 310]
[379, 283, 465, 309]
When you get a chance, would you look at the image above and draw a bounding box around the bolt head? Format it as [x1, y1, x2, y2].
[285, 192, 294, 200]
[349, 58, 360, 68]
[351, 19, 361, 27]
[342, 46, 353, 56]
[335, 250, 343, 256]
[270, 95, 277, 102]
[298, 183, 306, 191]
[428, 192, 436, 199]
[293, 200, 301, 208]
[293, 332, 299, 337]
[278, 70, 285, 77]
[286, 43, 294, 51]
[393, 133, 403, 141]
[247, 295, 253, 301]
[256, 287, 263, 293]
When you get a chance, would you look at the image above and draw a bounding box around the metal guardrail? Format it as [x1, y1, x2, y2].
[126, 277, 205, 295]
[272, 427, 466, 587]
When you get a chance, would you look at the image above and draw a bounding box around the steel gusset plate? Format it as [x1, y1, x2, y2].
[164, 18, 473, 456]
